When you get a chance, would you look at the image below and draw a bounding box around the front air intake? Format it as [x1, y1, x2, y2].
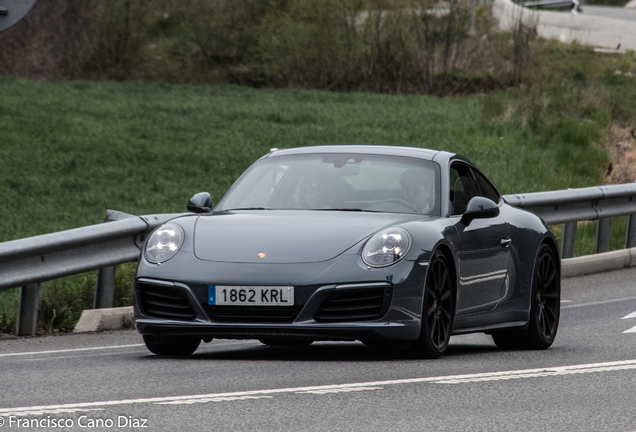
[314, 286, 392, 322]
[138, 282, 197, 321]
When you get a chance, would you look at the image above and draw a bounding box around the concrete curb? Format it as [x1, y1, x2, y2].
[626, 0, 636, 9]
[70, 249, 636, 332]
[561, 247, 636, 278]
[73, 306, 134, 333]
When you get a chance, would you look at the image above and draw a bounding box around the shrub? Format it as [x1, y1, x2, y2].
[0, 1, 99, 79]
[84, 0, 148, 79]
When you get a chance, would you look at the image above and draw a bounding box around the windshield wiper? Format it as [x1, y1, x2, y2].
[312, 208, 372, 212]
[225, 207, 377, 212]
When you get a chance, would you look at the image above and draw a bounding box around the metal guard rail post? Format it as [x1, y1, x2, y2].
[0, 211, 184, 336]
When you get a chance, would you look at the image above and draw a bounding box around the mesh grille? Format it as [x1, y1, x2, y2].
[138, 283, 197, 320]
[314, 287, 389, 322]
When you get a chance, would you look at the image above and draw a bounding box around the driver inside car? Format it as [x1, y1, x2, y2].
[299, 179, 330, 209]
[400, 168, 435, 214]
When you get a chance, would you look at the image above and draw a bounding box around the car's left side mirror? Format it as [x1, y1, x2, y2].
[460, 196, 500, 226]
[187, 192, 212, 213]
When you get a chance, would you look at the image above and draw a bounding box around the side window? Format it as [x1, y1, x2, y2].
[449, 163, 479, 215]
[473, 170, 501, 203]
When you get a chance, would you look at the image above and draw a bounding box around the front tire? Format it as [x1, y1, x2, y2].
[143, 335, 201, 356]
[412, 250, 455, 359]
[492, 243, 560, 350]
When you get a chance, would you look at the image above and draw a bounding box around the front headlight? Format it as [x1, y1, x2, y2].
[362, 227, 412, 267]
[144, 223, 184, 264]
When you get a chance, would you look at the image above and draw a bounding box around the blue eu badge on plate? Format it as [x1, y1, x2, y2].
[208, 286, 216, 305]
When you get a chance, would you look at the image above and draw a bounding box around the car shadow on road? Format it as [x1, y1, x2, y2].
[139, 341, 500, 362]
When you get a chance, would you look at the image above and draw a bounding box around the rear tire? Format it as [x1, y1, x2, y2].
[492, 244, 560, 350]
[411, 250, 455, 359]
[143, 335, 201, 356]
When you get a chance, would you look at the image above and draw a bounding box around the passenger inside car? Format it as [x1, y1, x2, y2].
[400, 168, 435, 214]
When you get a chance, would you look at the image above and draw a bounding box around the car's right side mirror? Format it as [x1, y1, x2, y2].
[187, 192, 212, 213]
[460, 196, 499, 226]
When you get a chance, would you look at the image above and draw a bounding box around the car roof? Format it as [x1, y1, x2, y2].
[266, 145, 453, 162]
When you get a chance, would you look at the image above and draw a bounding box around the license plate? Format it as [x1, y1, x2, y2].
[208, 286, 294, 306]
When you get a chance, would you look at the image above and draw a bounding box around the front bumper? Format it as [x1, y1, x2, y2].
[135, 278, 423, 342]
[134, 249, 428, 342]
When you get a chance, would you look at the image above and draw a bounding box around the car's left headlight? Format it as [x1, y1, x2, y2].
[144, 223, 185, 264]
[362, 227, 412, 267]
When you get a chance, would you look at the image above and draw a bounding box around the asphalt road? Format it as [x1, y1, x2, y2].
[1, 268, 636, 431]
[581, 5, 636, 22]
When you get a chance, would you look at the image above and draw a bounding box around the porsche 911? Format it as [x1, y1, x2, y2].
[134, 145, 560, 358]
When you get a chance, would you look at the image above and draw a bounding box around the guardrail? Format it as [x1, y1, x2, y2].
[2, 182, 636, 337]
[503, 182, 636, 258]
[521, 0, 575, 9]
[494, 0, 636, 52]
[0, 210, 185, 336]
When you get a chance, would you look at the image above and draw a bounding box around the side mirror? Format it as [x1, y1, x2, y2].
[460, 196, 499, 226]
[187, 192, 212, 213]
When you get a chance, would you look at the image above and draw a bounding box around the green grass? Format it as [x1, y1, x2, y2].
[0, 77, 610, 242]
[0, 73, 624, 333]
[551, 216, 632, 258]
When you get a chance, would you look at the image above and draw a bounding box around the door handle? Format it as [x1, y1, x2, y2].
[501, 237, 512, 248]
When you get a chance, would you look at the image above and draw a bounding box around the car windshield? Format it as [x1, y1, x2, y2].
[216, 153, 441, 215]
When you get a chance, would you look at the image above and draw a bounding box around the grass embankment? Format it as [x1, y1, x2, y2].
[0, 42, 635, 333]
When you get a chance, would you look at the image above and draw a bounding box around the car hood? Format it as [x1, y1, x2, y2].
[193, 210, 424, 263]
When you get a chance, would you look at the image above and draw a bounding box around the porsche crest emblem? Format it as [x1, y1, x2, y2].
[257, 252, 268, 259]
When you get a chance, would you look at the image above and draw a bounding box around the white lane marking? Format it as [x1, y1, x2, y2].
[621, 311, 636, 333]
[0, 340, 258, 360]
[0, 344, 144, 358]
[9, 408, 105, 416]
[561, 296, 636, 309]
[157, 396, 273, 405]
[436, 364, 636, 384]
[296, 386, 383, 395]
[2, 359, 636, 415]
[20, 350, 153, 362]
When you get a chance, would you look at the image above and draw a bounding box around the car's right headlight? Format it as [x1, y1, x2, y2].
[144, 223, 184, 264]
[362, 227, 412, 267]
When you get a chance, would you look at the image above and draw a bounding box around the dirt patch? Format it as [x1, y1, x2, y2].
[603, 124, 636, 184]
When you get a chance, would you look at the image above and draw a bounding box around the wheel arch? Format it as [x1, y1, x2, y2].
[433, 243, 458, 290]
[540, 236, 561, 278]
[432, 242, 458, 319]
[525, 235, 561, 308]
[414, 242, 457, 358]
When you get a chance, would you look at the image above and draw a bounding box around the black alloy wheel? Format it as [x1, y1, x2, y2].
[413, 250, 455, 359]
[533, 245, 560, 343]
[143, 335, 201, 356]
[492, 243, 560, 350]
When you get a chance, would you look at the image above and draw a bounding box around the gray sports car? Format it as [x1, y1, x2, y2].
[134, 145, 560, 358]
